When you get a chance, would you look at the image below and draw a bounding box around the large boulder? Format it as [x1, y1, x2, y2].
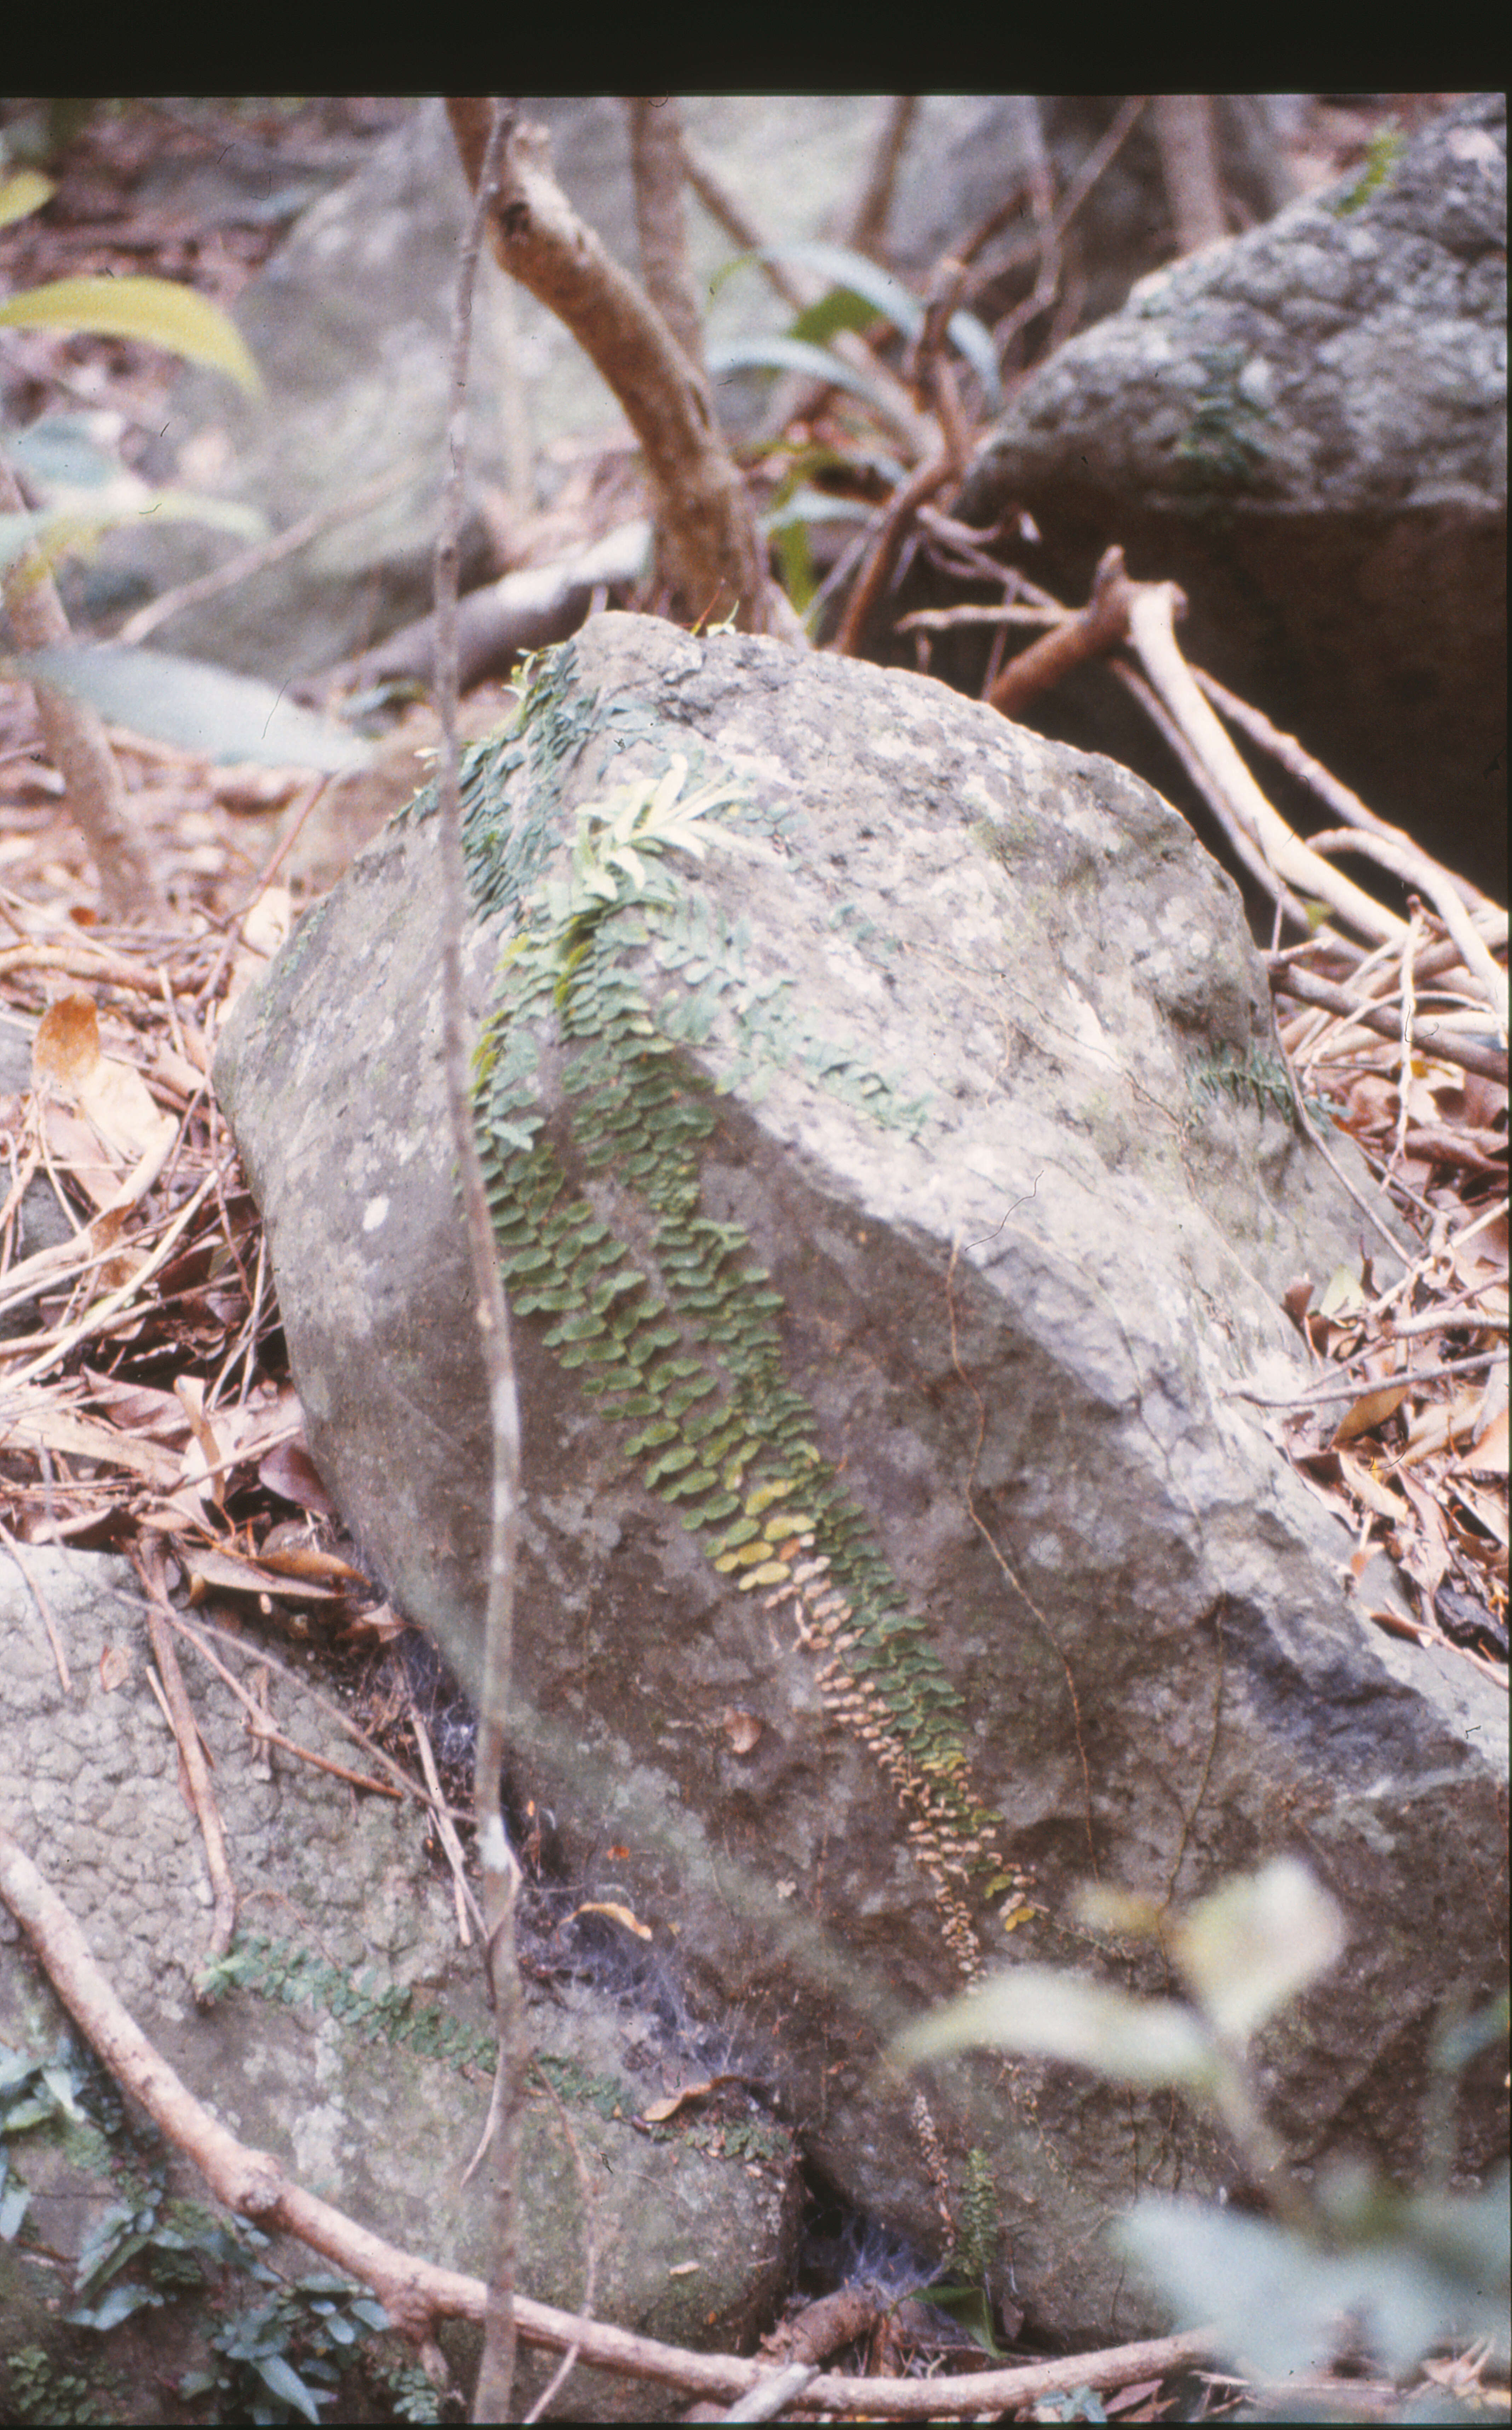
[214, 611, 1507, 2349]
[951, 92, 1507, 892]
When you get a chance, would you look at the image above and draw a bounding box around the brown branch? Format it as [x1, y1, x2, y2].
[1266, 964, 1507, 1085]
[1191, 667, 1499, 919]
[986, 543, 1137, 714]
[115, 469, 410, 647]
[0, 450, 166, 924]
[1111, 655, 1320, 936]
[624, 98, 706, 380]
[299, 519, 652, 702]
[1123, 580, 1405, 949]
[446, 99, 800, 644]
[1289, 831, 1507, 1041]
[831, 452, 959, 658]
[1151, 96, 1228, 254]
[844, 97, 920, 257]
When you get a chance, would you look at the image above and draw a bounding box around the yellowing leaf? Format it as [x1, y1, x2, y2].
[573, 1900, 652, 1940]
[0, 170, 55, 227]
[0, 275, 260, 390]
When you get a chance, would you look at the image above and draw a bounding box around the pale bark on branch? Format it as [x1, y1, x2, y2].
[446, 98, 803, 644]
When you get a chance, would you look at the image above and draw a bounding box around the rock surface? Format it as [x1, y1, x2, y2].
[214, 611, 1507, 2348]
[0, 1544, 799, 2420]
[953, 93, 1507, 891]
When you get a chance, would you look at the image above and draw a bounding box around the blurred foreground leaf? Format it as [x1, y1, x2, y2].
[11, 644, 368, 771]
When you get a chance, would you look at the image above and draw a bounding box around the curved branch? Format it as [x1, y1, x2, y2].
[446, 99, 802, 644]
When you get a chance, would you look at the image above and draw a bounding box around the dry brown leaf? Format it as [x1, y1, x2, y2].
[1466, 1406, 1508, 1475]
[258, 1437, 338, 1516]
[254, 1543, 366, 1586]
[99, 1644, 131, 1691]
[1335, 1449, 1409, 1523]
[0, 1396, 181, 1487]
[181, 1543, 346, 1603]
[1331, 1379, 1411, 1445]
[572, 1899, 652, 1940]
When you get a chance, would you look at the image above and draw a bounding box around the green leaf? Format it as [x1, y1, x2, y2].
[0, 275, 260, 390]
[895, 1965, 1215, 2088]
[706, 334, 901, 418]
[8, 644, 369, 771]
[253, 2349, 327, 2422]
[714, 241, 1001, 406]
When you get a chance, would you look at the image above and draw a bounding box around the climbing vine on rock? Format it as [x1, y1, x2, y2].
[400, 641, 1032, 1975]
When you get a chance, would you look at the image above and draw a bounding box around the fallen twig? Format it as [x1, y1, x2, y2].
[139, 1546, 238, 1968]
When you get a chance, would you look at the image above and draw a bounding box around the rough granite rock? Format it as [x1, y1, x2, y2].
[953, 92, 1507, 891]
[0, 1545, 799, 2422]
[214, 611, 1507, 2350]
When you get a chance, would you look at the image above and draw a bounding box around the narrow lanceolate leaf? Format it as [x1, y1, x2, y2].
[895, 1965, 1216, 2087]
[705, 335, 902, 420]
[0, 275, 260, 391]
[10, 645, 368, 772]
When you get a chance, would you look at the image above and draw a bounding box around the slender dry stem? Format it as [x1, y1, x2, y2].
[433, 98, 529, 2426]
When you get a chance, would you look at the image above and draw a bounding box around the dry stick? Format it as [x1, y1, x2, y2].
[408, 1699, 483, 1946]
[1268, 964, 1506, 1085]
[167, 1610, 469, 1824]
[1124, 583, 1405, 949]
[0, 1518, 72, 1690]
[433, 99, 529, 2429]
[831, 450, 959, 658]
[0, 939, 177, 992]
[1192, 666, 1500, 919]
[520, 2065, 601, 2426]
[446, 100, 799, 645]
[0, 1168, 218, 1389]
[115, 468, 410, 645]
[844, 96, 920, 256]
[1151, 95, 1228, 253]
[137, 1548, 238, 1967]
[0, 451, 166, 924]
[1110, 655, 1319, 934]
[1302, 829, 1508, 1043]
[624, 97, 706, 382]
[987, 542, 1136, 715]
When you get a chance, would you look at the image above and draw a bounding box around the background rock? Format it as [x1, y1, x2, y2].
[950, 92, 1507, 895]
[87, 97, 1302, 686]
[0, 1544, 799, 2420]
[215, 612, 1507, 2349]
